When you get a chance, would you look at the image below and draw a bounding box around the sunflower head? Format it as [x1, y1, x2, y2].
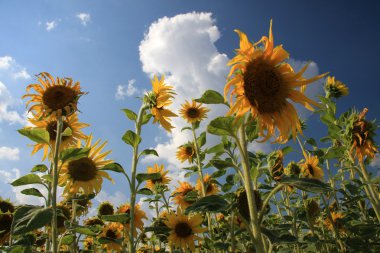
[98, 201, 115, 216]
[23, 72, 85, 119]
[101, 222, 123, 253]
[236, 189, 262, 221]
[0, 213, 13, 245]
[0, 198, 15, 214]
[225, 21, 327, 143]
[173, 182, 198, 209]
[196, 174, 219, 196]
[179, 100, 210, 124]
[33, 230, 47, 248]
[176, 143, 196, 163]
[268, 150, 284, 181]
[324, 212, 345, 233]
[307, 200, 320, 223]
[284, 161, 301, 176]
[29, 113, 89, 160]
[145, 75, 177, 132]
[164, 208, 206, 251]
[301, 152, 324, 180]
[145, 164, 171, 192]
[324, 76, 349, 98]
[117, 203, 147, 236]
[59, 134, 113, 196]
[349, 108, 378, 162]
[83, 237, 94, 250]
[84, 217, 104, 226]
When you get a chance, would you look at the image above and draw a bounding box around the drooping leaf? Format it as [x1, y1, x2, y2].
[71, 226, 97, 236]
[139, 149, 159, 158]
[18, 128, 49, 144]
[12, 206, 53, 235]
[20, 188, 44, 198]
[279, 177, 332, 193]
[137, 188, 154, 195]
[185, 195, 228, 214]
[11, 174, 43, 187]
[60, 147, 90, 163]
[122, 130, 141, 148]
[195, 90, 225, 104]
[99, 163, 125, 173]
[101, 214, 130, 223]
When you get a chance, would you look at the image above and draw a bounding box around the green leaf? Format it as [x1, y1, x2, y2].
[11, 174, 42, 187]
[61, 127, 72, 137]
[31, 164, 48, 173]
[41, 174, 53, 183]
[324, 147, 346, 159]
[207, 116, 238, 137]
[98, 237, 123, 245]
[185, 195, 228, 214]
[60, 234, 76, 245]
[72, 226, 97, 236]
[60, 147, 90, 163]
[211, 169, 226, 179]
[281, 146, 293, 155]
[205, 143, 224, 154]
[136, 172, 161, 184]
[209, 159, 234, 170]
[320, 112, 336, 125]
[195, 90, 225, 104]
[141, 113, 152, 125]
[306, 138, 318, 147]
[197, 132, 206, 148]
[20, 188, 44, 198]
[139, 149, 159, 158]
[12, 206, 53, 235]
[101, 214, 130, 223]
[279, 177, 332, 193]
[100, 163, 125, 173]
[181, 126, 192, 132]
[122, 130, 141, 148]
[137, 188, 154, 195]
[18, 128, 49, 144]
[122, 108, 137, 121]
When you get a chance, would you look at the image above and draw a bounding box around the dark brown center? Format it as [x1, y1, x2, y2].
[46, 121, 70, 141]
[185, 146, 193, 156]
[42, 86, 77, 111]
[352, 121, 368, 147]
[186, 108, 200, 119]
[98, 203, 114, 215]
[0, 201, 14, 213]
[106, 229, 117, 239]
[243, 58, 286, 114]
[0, 214, 12, 237]
[174, 222, 193, 238]
[68, 157, 97, 181]
[307, 164, 315, 176]
[151, 176, 163, 184]
[206, 183, 213, 193]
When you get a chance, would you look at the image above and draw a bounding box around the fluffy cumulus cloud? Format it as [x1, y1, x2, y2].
[0, 56, 31, 80]
[115, 79, 138, 100]
[0, 146, 20, 160]
[0, 81, 27, 125]
[77, 13, 91, 26]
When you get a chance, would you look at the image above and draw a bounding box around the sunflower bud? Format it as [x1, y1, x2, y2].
[98, 201, 114, 216]
[285, 161, 301, 176]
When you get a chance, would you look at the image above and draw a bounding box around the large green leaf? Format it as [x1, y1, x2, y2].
[279, 177, 332, 193]
[20, 188, 44, 198]
[139, 149, 159, 158]
[185, 195, 228, 214]
[60, 234, 76, 245]
[137, 188, 154, 195]
[60, 147, 90, 163]
[101, 214, 130, 223]
[11, 174, 43, 187]
[18, 128, 49, 144]
[99, 163, 125, 173]
[122, 130, 141, 148]
[12, 206, 53, 235]
[195, 90, 225, 104]
[71, 226, 97, 236]
[197, 132, 207, 148]
[136, 172, 161, 184]
[207, 116, 238, 137]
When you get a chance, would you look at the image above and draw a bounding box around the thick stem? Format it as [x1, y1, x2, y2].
[128, 105, 148, 253]
[51, 116, 63, 253]
[235, 125, 265, 253]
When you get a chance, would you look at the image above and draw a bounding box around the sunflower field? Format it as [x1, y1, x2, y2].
[0, 21, 379, 253]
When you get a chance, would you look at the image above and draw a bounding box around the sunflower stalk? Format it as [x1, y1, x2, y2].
[51, 116, 64, 253]
[128, 104, 148, 253]
[234, 124, 266, 253]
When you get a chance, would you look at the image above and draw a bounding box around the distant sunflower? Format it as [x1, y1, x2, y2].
[300, 152, 324, 180]
[196, 174, 219, 196]
[176, 143, 196, 163]
[324, 212, 345, 232]
[59, 134, 113, 196]
[84, 217, 104, 226]
[179, 100, 210, 124]
[146, 75, 177, 132]
[98, 201, 114, 216]
[268, 150, 284, 181]
[145, 164, 171, 191]
[23, 72, 85, 119]
[173, 182, 198, 209]
[101, 222, 123, 253]
[236, 189, 262, 221]
[0, 198, 15, 245]
[117, 203, 147, 236]
[83, 237, 94, 250]
[164, 208, 207, 251]
[224, 21, 327, 143]
[350, 108, 378, 162]
[325, 76, 348, 98]
[29, 113, 88, 160]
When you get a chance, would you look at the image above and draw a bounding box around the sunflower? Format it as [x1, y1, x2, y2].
[0, 198, 15, 245]
[164, 208, 207, 251]
[196, 174, 219, 196]
[84, 217, 104, 226]
[101, 222, 123, 253]
[268, 150, 284, 181]
[98, 201, 115, 216]
[179, 100, 210, 124]
[83, 237, 94, 251]
[307, 200, 320, 224]
[176, 143, 196, 163]
[33, 230, 46, 250]
[117, 203, 147, 236]
[324, 76, 348, 98]
[145, 164, 171, 192]
[236, 189, 262, 221]
[224, 21, 327, 143]
[23, 72, 85, 119]
[350, 108, 378, 162]
[300, 152, 324, 180]
[324, 212, 345, 233]
[59, 134, 113, 196]
[28, 113, 88, 160]
[173, 182, 198, 209]
[145, 75, 177, 132]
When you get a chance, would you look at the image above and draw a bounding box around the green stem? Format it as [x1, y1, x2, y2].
[326, 160, 340, 210]
[128, 105, 148, 253]
[235, 125, 265, 253]
[51, 116, 63, 253]
[258, 184, 283, 224]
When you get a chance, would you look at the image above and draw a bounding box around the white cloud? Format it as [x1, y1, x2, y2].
[77, 13, 91, 26]
[0, 56, 14, 70]
[13, 69, 31, 79]
[115, 79, 138, 100]
[95, 190, 128, 208]
[0, 168, 20, 183]
[46, 20, 57, 31]
[0, 81, 27, 125]
[0, 147, 20, 160]
[0, 56, 31, 80]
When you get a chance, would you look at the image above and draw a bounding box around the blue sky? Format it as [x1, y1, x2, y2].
[0, 1, 379, 217]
